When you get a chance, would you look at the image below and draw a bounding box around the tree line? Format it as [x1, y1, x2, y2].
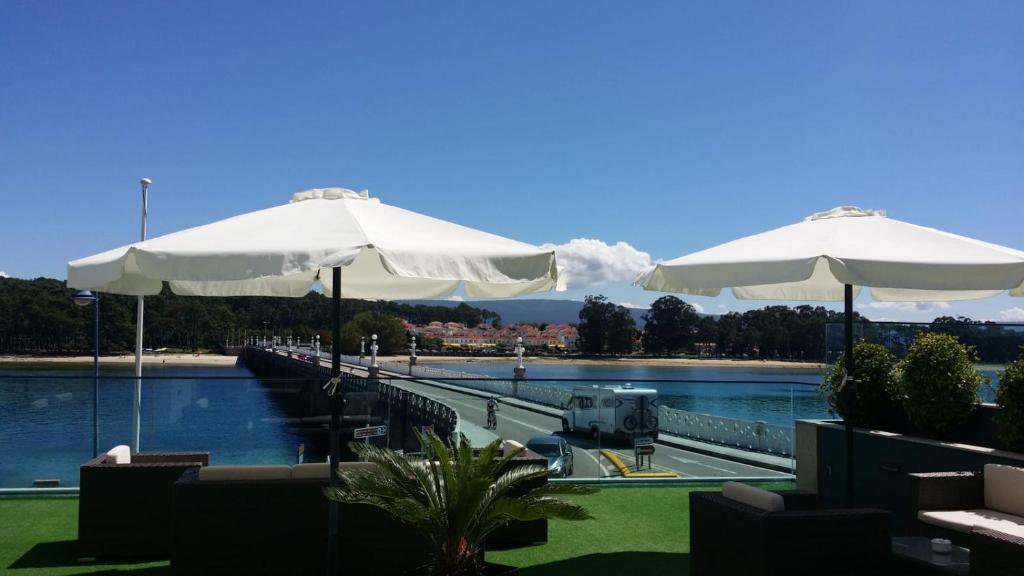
[0, 277, 499, 355]
[577, 294, 1024, 363]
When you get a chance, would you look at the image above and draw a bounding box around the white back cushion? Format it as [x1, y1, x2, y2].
[105, 445, 131, 464]
[722, 481, 785, 512]
[985, 464, 1024, 517]
[198, 465, 291, 482]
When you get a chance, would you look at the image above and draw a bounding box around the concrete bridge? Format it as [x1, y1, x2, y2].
[242, 346, 793, 480]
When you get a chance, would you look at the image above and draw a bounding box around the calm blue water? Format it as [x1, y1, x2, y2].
[0, 360, 1002, 488]
[442, 361, 1001, 420]
[442, 362, 832, 426]
[0, 363, 304, 489]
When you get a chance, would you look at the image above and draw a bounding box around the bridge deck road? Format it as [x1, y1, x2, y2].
[333, 365, 790, 480]
[284, 348, 790, 480]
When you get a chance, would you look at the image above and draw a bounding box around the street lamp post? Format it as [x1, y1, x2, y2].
[132, 177, 151, 454]
[72, 290, 100, 457]
[409, 335, 417, 375]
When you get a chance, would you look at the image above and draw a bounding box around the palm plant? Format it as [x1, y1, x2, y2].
[324, 430, 596, 575]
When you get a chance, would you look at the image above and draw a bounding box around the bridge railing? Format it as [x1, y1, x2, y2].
[332, 350, 808, 459]
[658, 406, 794, 456]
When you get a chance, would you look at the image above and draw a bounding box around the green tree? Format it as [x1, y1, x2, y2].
[577, 295, 636, 355]
[899, 332, 983, 438]
[339, 312, 408, 355]
[577, 295, 611, 355]
[325, 430, 595, 576]
[995, 352, 1024, 451]
[606, 304, 637, 354]
[642, 296, 700, 355]
[823, 341, 902, 429]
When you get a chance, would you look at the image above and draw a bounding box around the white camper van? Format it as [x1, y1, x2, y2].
[561, 384, 659, 441]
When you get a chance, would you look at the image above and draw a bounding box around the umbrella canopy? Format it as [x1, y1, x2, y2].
[638, 206, 1024, 301]
[638, 205, 1024, 508]
[68, 187, 557, 298]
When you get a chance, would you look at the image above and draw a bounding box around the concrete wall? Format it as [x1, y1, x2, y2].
[807, 420, 1024, 534]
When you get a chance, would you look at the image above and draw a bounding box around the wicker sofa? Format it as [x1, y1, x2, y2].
[171, 462, 432, 575]
[78, 445, 209, 558]
[171, 450, 549, 575]
[910, 463, 1024, 575]
[689, 482, 891, 576]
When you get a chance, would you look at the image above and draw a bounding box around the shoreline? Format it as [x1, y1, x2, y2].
[0, 353, 826, 370]
[374, 355, 826, 370]
[0, 354, 239, 367]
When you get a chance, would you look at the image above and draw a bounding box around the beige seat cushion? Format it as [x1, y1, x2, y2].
[104, 445, 131, 464]
[289, 462, 380, 480]
[984, 464, 1024, 517]
[291, 463, 330, 480]
[722, 481, 785, 512]
[919, 509, 1024, 538]
[198, 465, 291, 482]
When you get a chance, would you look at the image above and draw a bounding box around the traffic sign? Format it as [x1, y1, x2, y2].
[634, 436, 655, 447]
[635, 444, 655, 456]
[354, 425, 388, 439]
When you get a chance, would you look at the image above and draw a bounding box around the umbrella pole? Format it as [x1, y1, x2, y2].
[844, 284, 856, 507]
[328, 267, 342, 575]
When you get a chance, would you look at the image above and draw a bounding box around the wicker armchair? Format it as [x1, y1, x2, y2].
[78, 451, 209, 558]
[972, 528, 1024, 576]
[689, 489, 891, 576]
[910, 468, 1024, 574]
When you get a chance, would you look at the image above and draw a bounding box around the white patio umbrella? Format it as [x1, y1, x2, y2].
[638, 206, 1024, 504]
[68, 187, 558, 572]
[69, 187, 557, 299]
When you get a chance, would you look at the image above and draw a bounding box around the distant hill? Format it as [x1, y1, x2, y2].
[400, 299, 649, 325]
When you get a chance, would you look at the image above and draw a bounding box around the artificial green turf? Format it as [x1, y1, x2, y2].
[0, 497, 169, 575]
[487, 482, 795, 575]
[1, 482, 793, 575]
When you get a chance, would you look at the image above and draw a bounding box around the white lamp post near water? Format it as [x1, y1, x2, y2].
[72, 290, 100, 457]
[409, 335, 417, 375]
[131, 177, 151, 454]
[368, 333, 380, 378]
[513, 336, 526, 380]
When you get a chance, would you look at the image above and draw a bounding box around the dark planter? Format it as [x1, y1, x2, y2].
[806, 420, 1024, 534]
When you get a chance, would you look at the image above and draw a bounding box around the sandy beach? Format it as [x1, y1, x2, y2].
[0, 354, 239, 367]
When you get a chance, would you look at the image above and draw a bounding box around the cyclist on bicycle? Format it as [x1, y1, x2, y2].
[486, 397, 499, 429]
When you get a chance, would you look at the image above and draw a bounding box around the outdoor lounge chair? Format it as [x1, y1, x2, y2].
[78, 445, 209, 558]
[910, 464, 1024, 575]
[689, 482, 891, 576]
[170, 463, 432, 575]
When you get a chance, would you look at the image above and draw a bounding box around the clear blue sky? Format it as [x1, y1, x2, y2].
[1, 1, 1022, 322]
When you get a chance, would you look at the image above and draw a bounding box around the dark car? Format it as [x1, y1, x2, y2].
[526, 435, 574, 478]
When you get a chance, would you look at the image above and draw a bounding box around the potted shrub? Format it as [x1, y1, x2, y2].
[325, 430, 596, 575]
[899, 332, 983, 438]
[823, 341, 902, 429]
[996, 351, 1024, 451]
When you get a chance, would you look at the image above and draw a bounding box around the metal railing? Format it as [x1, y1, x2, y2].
[659, 406, 794, 456]
[332, 351, 806, 457]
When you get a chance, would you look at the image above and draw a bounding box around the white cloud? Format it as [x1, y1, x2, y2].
[444, 295, 465, 302]
[540, 238, 655, 291]
[857, 301, 952, 312]
[691, 302, 705, 314]
[618, 302, 639, 309]
[998, 307, 1024, 322]
[0, 271, 7, 278]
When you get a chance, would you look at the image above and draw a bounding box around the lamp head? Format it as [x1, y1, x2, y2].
[71, 290, 96, 306]
[140, 178, 152, 186]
